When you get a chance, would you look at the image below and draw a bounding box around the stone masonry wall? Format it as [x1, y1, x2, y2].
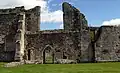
[95, 26, 120, 61]
[0, 6, 40, 32]
[62, 2, 88, 31]
[0, 13, 17, 61]
[25, 6, 40, 32]
[25, 29, 91, 63]
[0, 6, 26, 61]
[62, 2, 91, 62]
[25, 30, 77, 62]
[4, 2, 120, 63]
[0, 6, 40, 61]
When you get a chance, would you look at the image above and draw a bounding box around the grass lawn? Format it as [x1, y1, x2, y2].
[0, 62, 120, 73]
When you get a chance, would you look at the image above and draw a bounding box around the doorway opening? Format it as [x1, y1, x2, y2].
[28, 49, 31, 60]
[43, 45, 54, 64]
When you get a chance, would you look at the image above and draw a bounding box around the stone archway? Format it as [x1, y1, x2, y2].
[43, 45, 54, 64]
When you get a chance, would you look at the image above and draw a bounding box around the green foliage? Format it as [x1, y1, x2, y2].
[45, 56, 53, 63]
[1, 62, 120, 73]
[90, 31, 95, 41]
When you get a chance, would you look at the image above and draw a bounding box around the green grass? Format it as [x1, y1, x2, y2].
[45, 56, 53, 63]
[1, 62, 120, 73]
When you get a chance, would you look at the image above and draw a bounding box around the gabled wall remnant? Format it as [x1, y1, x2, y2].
[62, 2, 88, 31]
[62, 2, 91, 62]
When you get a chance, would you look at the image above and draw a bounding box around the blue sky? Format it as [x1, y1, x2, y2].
[41, 0, 120, 30]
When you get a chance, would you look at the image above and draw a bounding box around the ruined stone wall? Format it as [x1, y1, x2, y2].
[0, 6, 40, 61]
[25, 6, 40, 32]
[62, 2, 88, 31]
[26, 30, 65, 61]
[0, 6, 40, 32]
[95, 26, 120, 61]
[0, 13, 17, 61]
[62, 2, 91, 62]
[0, 14, 17, 51]
[0, 6, 25, 14]
[80, 29, 91, 62]
[25, 29, 91, 62]
[0, 6, 26, 61]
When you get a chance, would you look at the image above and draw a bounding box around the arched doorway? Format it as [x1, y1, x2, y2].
[43, 45, 54, 64]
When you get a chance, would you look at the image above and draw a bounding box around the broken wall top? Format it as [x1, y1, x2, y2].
[0, 6, 40, 14]
[0, 6, 40, 32]
[62, 2, 88, 31]
[0, 6, 25, 14]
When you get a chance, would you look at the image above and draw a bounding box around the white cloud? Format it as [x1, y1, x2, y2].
[0, 0, 63, 23]
[89, 24, 101, 27]
[48, 0, 53, 4]
[40, 0, 63, 23]
[51, 4, 57, 7]
[102, 19, 120, 26]
[41, 10, 63, 23]
[0, 0, 47, 11]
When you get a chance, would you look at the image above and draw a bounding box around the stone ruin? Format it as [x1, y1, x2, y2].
[0, 2, 120, 64]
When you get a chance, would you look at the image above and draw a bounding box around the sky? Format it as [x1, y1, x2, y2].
[0, 0, 120, 30]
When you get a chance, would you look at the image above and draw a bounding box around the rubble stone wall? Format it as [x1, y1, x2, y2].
[95, 26, 120, 61]
[62, 2, 91, 62]
[25, 6, 40, 32]
[0, 13, 17, 61]
[1, 2, 120, 63]
[0, 6, 40, 62]
[25, 28, 91, 62]
[62, 2, 88, 31]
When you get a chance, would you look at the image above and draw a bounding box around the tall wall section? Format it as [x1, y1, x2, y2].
[62, 2, 91, 62]
[0, 6, 40, 61]
[62, 2, 88, 31]
[25, 6, 40, 32]
[0, 13, 18, 61]
[95, 26, 120, 61]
